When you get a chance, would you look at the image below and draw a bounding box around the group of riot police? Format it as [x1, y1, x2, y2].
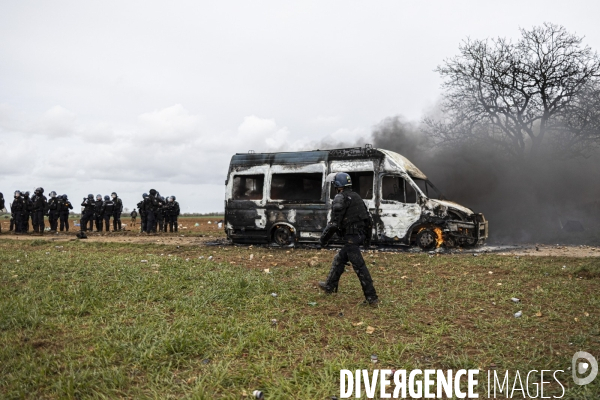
[136, 189, 180, 234]
[2, 188, 74, 235]
[76, 192, 124, 238]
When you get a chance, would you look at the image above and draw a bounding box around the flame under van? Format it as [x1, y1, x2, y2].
[224, 146, 488, 249]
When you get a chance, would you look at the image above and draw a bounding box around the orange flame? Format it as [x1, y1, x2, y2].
[433, 227, 444, 248]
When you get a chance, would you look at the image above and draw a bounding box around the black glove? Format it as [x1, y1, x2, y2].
[320, 223, 338, 247]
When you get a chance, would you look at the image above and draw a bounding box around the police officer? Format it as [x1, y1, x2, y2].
[111, 192, 123, 231]
[47, 191, 60, 232]
[101, 195, 115, 232]
[130, 209, 138, 227]
[0, 192, 4, 233]
[156, 195, 166, 232]
[58, 195, 73, 231]
[31, 187, 48, 235]
[145, 189, 159, 233]
[22, 191, 33, 233]
[10, 191, 25, 234]
[318, 172, 379, 306]
[137, 194, 147, 233]
[166, 196, 180, 232]
[78, 194, 95, 238]
[93, 194, 104, 232]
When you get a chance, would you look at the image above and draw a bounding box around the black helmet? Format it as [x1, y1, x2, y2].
[332, 172, 352, 188]
[24, 191, 30, 197]
[14, 190, 21, 197]
[87, 194, 94, 199]
[149, 189, 157, 196]
[96, 194, 102, 200]
[35, 187, 43, 195]
[62, 194, 67, 200]
[168, 196, 174, 202]
[49, 191, 57, 197]
[111, 192, 117, 197]
[172, 195, 176, 201]
[104, 195, 110, 201]
[142, 192, 148, 198]
[0, 192, 3, 199]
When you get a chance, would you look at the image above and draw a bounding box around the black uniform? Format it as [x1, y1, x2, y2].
[112, 196, 123, 231]
[156, 197, 165, 232]
[0, 193, 4, 233]
[165, 200, 180, 232]
[137, 200, 146, 232]
[31, 192, 48, 234]
[93, 198, 104, 232]
[144, 190, 159, 233]
[11, 195, 25, 233]
[319, 187, 378, 303]
[80, 197, 95, 233]
[48, 196, 60, 232]
[22, 193, 33, 233]
[58, 196, 73, 231]
[101, 199, 115, 232]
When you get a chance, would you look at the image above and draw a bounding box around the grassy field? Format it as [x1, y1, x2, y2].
[0, 235, 599, 398]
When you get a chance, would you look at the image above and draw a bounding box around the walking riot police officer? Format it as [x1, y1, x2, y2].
[318, 172, 379, 306]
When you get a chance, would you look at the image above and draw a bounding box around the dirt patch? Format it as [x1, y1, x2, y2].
[2, 217, 599, 257]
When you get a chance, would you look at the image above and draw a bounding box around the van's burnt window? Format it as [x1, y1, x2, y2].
[232, 175, 264, 200]
[329, 171, 374, 200]
[413, 178, 443, 200]
[382, 176, 417, 203]
[271, 173, 323, 201]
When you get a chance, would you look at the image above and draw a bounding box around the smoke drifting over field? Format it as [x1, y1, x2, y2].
[369, 116, 600, 244]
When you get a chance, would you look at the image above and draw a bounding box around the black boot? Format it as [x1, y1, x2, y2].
[362, 297, 380, 307]
[318, 281, 338, 294]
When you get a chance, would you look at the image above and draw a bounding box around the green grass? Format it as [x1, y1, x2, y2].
[0, 240, 598, 399]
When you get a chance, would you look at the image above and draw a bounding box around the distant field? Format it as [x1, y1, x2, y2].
[1, 216, 225, 237]
[0, 234, 599, 398]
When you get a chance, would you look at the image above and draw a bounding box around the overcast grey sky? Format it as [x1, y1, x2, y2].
[2, 0, 599, 212]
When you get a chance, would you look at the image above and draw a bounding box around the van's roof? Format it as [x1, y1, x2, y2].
[230, 147, 427, 179]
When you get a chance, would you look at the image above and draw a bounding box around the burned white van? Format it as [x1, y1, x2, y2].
[224, 145, 488, 249]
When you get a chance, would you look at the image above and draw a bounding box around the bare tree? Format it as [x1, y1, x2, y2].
[424, 23, 600, 158]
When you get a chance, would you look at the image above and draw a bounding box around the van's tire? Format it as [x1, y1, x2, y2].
[272, 225, 295, 246]
[416, 229, 437, 251]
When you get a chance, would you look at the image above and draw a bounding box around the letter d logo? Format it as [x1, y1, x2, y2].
[572, 351, 598, 385]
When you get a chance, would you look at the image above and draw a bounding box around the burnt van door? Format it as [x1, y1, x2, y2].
[377, 174, 421, 242]
[267, 164, 328, 242]
[226, 172, 267, 234]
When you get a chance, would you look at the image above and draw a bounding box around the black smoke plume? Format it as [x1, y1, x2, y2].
[369, 116, 600, 244]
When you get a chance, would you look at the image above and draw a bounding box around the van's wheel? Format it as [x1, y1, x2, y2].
[273, 225, 295, 246]
[416, 229, 437, 251]
[462, 237, 478, 248]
